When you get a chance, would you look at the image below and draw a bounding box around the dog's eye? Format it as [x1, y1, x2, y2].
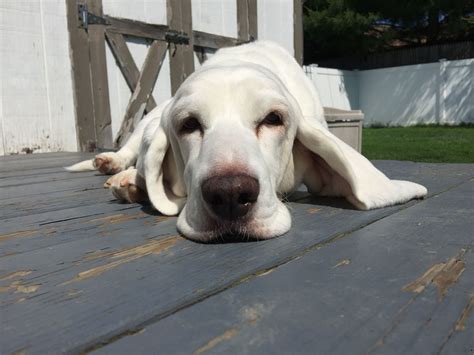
[179, 117, 202, 135]
[261, 112, 283, 127]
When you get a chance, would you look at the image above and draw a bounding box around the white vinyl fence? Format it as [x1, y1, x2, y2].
[305, 58, 474, 126]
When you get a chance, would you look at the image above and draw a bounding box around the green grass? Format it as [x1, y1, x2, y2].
[362, 125, 474, 163]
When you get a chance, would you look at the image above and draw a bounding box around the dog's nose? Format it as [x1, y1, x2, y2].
[201, 175, 260, 220]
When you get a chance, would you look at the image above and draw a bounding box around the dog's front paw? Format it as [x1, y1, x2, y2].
[104, 169, 148, 203]
[94, 152, 127, 175]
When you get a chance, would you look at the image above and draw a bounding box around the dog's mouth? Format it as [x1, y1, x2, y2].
[178, 212, 287, 244]
[177, 216, 259, 243]
[206, 219, 270, 243]
[176, 194, 292, 243]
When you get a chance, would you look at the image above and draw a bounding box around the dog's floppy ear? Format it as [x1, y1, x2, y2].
[137, 115, 186, 216]
[296, 115, 427, 210]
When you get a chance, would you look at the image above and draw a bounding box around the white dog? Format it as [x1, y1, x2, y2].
[67, 41, 427, 242]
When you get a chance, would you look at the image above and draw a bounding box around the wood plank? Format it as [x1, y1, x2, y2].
[0, 183, 111, 220]
[237, 0, 249, 41]
[237, 0, 258, 42]
[0, 163, 472, 353]
[66, 0, 97, 151]
[0, 152, 89, 162]
[105, 16, 169, 41]
[1, 201, 136, 232]
[114, 41, 168, 147]
[0, 165, 97, 181]
[0, 204, 168, 259]
[193, 31, 239, 49]
[87, 0, 113, 149]
[0, 204, 144, 257]
[247, 0, 258, 41]
[0, 173, 107, 201]
[293, 0, 303, 65]
[0, 170, 100, 188]
[93, 14, 238, 51]
[439, 294, 474, 354]
[0, 153, 94, 173]
[167, 0, 195, 95]
[94, 180, 474, 354]
[105, 31, 157, 112]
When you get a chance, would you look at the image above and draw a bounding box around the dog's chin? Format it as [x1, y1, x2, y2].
[176, 201, 291, 243]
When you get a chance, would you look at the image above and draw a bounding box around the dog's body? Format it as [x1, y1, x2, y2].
[67, 41, 427, 242]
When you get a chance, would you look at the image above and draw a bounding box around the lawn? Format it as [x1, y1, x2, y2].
[362, 125, 474, 163]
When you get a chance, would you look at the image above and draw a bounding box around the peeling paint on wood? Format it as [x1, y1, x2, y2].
[455, 294, 474, 331]
[194, 328, 239, 354]
[0, 230, 37, 243]
[11, 347, 27, 355]
[0, 281, 40, 294]
[155, 216, 172, 224]
[403, 250, 466, 299]
[67, 289, 83, 297]
[15, 285, 40, 294]
[433, 259, 466, 300]
[88, 212, 147, 225]
[333, 259, 351, 268]
[63, 236, 180, 284]
[194, 304, 264, 354]
[0, 271, 32, 281]
[0, 227, 56, 244]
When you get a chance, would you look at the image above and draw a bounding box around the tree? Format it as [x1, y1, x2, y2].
[303, 0, 474, 64]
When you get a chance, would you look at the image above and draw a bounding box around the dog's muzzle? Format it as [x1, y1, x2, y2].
[201, 174, 260, 220]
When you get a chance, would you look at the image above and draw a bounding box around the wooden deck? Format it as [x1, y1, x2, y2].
[1, 153, 473, 354]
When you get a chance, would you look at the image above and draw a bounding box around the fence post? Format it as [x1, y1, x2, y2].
[86, 0, 113, 149]
[237, 0, 258, 42]
[293, 0, 303, 65]
[66, 0, 112, 151]
[167, 0, 195, 95]
[439, 59, 447, 124]
[66, 0, 97, 151]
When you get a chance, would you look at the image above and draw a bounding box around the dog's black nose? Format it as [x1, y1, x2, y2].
[201, 174, 260, 220]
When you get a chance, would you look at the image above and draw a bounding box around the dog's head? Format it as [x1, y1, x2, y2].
[139, 64, 309, 241]
[137, 61, 427, 242]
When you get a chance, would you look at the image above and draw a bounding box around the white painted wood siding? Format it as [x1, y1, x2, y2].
[1, 0, 77, 155]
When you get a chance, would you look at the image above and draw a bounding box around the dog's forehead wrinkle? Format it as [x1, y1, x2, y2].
[183, 65, 287, 98]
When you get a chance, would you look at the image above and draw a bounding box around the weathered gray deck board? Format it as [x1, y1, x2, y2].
[0, 174, 108, 200]
[0, 187, 112, 219]
[0, 170, 101, 189]
[0, 166, 77, 180]
[0, 153, 473, 354]
[93, 180, 474, 355]
[0, 153, 94, 173]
